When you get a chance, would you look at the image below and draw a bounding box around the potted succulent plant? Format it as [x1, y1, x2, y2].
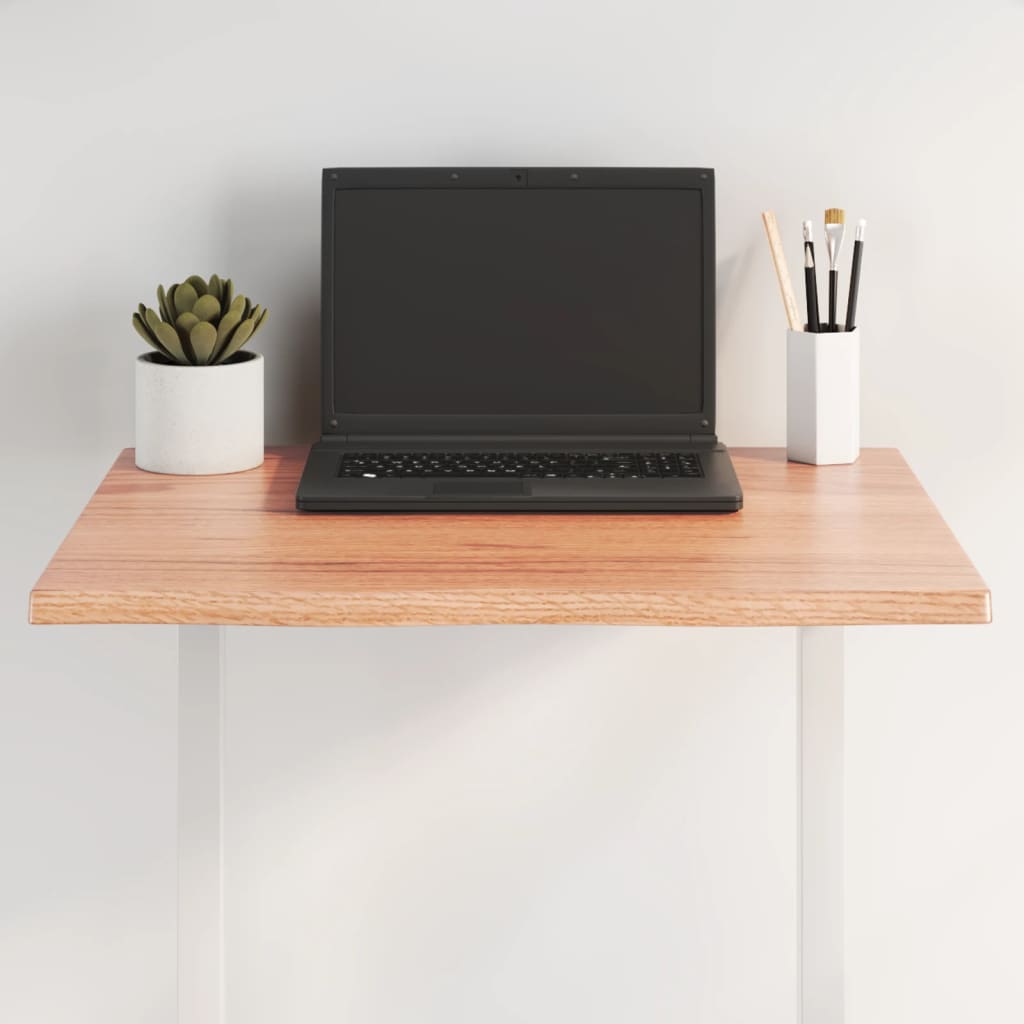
[131, 274, 268, 474]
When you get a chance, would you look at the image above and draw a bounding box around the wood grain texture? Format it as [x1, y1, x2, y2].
[762, 210, 802, 331]
[30, 448, 990, 627]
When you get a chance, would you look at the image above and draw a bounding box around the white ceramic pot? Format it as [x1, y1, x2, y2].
[135, 352, 264, 474]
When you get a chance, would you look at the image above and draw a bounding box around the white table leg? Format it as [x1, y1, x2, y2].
[178, 626, 226, 1024]
[797, 626, 845, 1024]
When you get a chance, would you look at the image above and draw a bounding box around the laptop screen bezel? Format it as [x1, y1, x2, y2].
[320, 167, 715, 438]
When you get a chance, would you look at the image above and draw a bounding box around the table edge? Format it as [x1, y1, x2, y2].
[29, 585, 992, 627]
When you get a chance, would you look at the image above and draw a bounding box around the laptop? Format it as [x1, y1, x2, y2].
[296, 167, 742, 512]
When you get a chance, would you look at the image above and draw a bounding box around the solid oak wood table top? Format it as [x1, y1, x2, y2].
[30, 447, 990, 628]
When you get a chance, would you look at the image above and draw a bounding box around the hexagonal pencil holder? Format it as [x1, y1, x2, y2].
[786, 328, 860, 466]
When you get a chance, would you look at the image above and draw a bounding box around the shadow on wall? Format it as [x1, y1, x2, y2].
[716, 242, 760, 353]
[222, 178, 322, 445]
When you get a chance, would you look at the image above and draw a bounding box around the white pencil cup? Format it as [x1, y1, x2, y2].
[786, 328, 860, 465]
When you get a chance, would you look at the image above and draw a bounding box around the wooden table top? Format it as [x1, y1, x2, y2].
[29, 447, 990, 627]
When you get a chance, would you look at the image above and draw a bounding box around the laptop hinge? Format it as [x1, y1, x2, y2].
[320, 433, 718, 447]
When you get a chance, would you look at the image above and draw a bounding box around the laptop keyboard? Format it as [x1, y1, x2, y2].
[339, 451, 702, 479]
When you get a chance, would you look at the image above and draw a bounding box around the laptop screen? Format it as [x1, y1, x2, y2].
[328, 176, 709, 423]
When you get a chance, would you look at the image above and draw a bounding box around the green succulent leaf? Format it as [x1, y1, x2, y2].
[186, 275, 208, 297]
[173, 281, 198, 316]
[212, 307, 242, 360]
[175, 311, 199, 334]
[133, 311, 172, 358]
[192, 293, 221, 323]
[221, 279, 234, 314]
[254, 305, 268, 331]
[190, 320, 218, 364]
[132, 310, 152, 340]
[156, 284, 174, 324]
[214, 316, 254, 364]
[180, 329, 198, 364]
[146, 308, 190, 364]
[207, 274, 222, 303]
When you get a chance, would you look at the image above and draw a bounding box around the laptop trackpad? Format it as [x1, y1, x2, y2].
[431, 479, 527, 496]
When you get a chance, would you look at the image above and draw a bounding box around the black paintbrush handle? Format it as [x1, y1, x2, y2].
[804, 243, 820, 332]
[845, 240, 863, 331]
[828, 270, 838, 331]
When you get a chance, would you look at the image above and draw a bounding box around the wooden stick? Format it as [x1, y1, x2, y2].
[762, 210, 802, 330]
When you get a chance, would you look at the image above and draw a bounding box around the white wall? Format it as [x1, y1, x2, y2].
[2, 1, 1022, 1021]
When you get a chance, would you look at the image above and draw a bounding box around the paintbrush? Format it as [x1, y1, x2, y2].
[803, 220, 821, 332]
[824, 207, 846, 331]
[845, 218, 866, 331]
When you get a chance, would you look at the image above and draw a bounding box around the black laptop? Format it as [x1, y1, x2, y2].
[296, 167, 742, 512]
